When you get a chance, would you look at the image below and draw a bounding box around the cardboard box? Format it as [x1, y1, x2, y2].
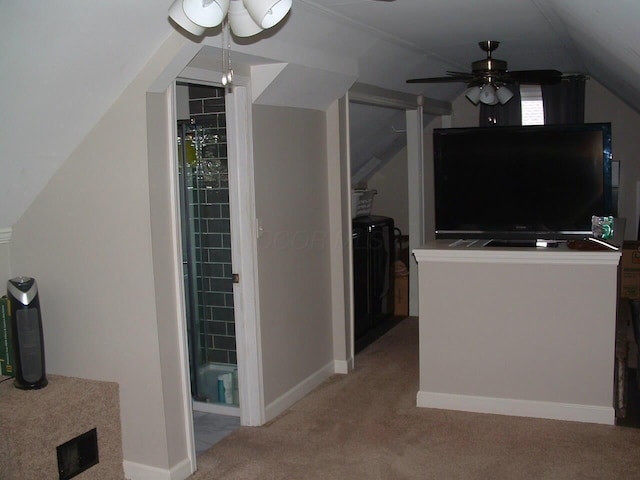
[621, 241, 640, 300]
[0, 296, 13, 376]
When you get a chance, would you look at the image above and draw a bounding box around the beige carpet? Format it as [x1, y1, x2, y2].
[191, 317, 640, 479]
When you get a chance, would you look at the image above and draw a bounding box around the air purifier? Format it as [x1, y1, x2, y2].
[7, 276, 48, 389]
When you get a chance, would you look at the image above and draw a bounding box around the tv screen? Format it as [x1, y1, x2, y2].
[433, 123, 613, 240]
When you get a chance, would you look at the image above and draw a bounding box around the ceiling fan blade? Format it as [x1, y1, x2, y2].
[445, 71, 475, 78]
[507, 69, 563, 85]
[406, 76, 470, 84]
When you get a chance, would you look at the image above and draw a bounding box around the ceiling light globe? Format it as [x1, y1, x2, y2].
[465, 86, 481, 105]
[183, 0, 229, 28]
[479, 84, 497, 105]
[244, 0, 292, 29]
[168, 0, 208, 35]
[496, 86, 514, 104]
[229, 0, 264, 36]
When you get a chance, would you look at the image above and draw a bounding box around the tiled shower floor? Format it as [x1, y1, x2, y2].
[193, 411, 241, 455]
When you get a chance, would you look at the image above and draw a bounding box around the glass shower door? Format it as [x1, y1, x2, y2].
[177, 120, 238, 408]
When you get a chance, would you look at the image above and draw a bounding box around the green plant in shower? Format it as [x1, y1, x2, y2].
[186, 137, 198, 166]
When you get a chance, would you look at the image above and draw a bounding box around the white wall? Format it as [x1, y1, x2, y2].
[9, 32, 188, 474]
[416, 247, 619, 424]
[585, 80, 640, 239]
[0, 230, 10, 289]
[146, 89, 193, 472]
[368, 151, 409, 235]
[252, 104, 334, 408]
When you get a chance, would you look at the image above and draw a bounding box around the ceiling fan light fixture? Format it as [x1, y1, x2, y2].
[496, 85, 514, 105]
[168, 0, 208, 35]
[182, 0, 230, 27]
[465, 86, 481, 105]
[479, 84, 498, 105]
[244, 0, 292, 29]
[228, 0, 264, 37]
[407, 42, 564, 108]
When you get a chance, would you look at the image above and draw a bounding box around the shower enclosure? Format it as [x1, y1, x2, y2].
[177, 101, 239, 415]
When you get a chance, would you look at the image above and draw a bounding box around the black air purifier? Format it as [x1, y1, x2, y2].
[7, 276, 48, 389]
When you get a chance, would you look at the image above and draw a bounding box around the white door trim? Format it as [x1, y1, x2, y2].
[148, 83, 197, 473]
[339, 94, 356, 370]
[406, 106, 424, 317]
[225, 84, 265, 426]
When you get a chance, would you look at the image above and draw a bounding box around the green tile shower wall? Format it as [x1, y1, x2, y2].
[188, 84, 237, 366]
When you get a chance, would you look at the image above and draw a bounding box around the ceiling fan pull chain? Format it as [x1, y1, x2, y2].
[221, 18, 233, 87]
[221, 21, 226, 85]
[226, 19, 233, 86]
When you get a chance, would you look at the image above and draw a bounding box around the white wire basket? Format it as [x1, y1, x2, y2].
[351, 189, 376, 218]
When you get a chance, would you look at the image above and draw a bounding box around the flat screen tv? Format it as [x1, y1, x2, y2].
[433, 123, 613, 240]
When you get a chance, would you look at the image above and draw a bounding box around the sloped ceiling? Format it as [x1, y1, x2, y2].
[2, 0, 640, 228]
[0, 2, 174, 229]
[349, 103, 409, 181]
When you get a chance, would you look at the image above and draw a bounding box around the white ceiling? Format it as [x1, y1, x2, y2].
[305, 0, 640, 109]
[2, 0, 640, 228]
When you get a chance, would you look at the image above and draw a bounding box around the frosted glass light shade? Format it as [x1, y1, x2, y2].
[168, 0, 207, 35]
[479, 84, 498, 105]
[465, 86, 481, 105]
[183, 0, 229, 27]
[229, 0, 264, 37]
[496, 86, 514, 104]
[244, 0, 292, 29]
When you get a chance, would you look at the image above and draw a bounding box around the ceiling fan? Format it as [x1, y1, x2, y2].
[407, 41, 563, 105]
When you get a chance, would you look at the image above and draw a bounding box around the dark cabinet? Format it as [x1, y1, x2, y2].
[352, 215, 395, 350]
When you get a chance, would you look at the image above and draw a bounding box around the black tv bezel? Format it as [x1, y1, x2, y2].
[433, 122, 614, 241]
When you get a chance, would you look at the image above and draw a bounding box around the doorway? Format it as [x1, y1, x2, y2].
[349, 102, 408, 354]
[175, 82, 241, 456]
[174, 73, 265, 414]
[175, 84, 240, 415]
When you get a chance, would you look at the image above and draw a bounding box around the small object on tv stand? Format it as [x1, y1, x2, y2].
[535, 240, 559, 248]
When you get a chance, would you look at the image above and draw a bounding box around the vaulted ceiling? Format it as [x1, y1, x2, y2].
[2, 0, 639, 228]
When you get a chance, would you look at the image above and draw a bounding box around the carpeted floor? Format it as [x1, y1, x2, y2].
[190, 317, 640, 479]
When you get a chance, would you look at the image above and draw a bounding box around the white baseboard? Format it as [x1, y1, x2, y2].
[193, 400, 240, 417]
[123, 456, 193, 480]
[264, 360, 335, 422]
[334, 359, 350, 374]
[416, 391, 615, 425]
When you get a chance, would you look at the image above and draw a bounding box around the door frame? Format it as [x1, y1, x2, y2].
[343, 84, 451, 359]
[224, 81, 265, 426]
